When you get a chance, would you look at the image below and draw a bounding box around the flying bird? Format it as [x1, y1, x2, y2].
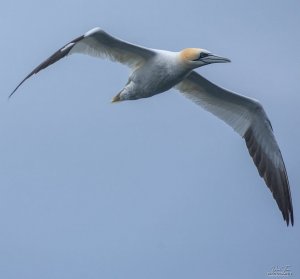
[10, 27, 294, 226]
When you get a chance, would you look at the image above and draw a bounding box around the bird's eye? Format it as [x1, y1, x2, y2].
[193, 52, 210, 61]
[199, 52, 209, 59]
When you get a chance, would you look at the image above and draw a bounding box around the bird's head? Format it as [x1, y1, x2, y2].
[180, 48, 230, 68]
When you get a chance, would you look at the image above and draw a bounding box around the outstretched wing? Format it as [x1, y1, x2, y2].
[10, 27, 155, 97]
[176, 71, 293, 226]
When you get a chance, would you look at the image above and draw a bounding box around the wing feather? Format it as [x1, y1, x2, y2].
[176, 71, 293, 225]
[10, 27, 155, 97]
[69, 27, 155, 67]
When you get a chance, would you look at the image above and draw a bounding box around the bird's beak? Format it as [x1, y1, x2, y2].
[202, 54, 231, 64]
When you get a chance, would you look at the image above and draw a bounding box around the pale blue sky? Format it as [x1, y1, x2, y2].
[0, 0, 299, 278]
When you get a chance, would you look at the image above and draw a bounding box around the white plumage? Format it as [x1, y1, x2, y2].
[10, 27, 294, 226]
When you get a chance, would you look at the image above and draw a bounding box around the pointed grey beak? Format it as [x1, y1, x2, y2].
[203, 54, 231, 64]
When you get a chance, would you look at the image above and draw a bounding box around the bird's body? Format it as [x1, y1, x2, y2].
[11, 27, 294, 226]
[116, 50, 188, 101]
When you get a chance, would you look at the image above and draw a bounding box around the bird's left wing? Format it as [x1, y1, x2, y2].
[10, 27, 156, 97]
[176, 71, 293, 225]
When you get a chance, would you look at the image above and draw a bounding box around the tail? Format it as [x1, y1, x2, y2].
[111, 91, 122, 103]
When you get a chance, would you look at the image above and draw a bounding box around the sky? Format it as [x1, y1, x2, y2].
[0, 0, 299, 278]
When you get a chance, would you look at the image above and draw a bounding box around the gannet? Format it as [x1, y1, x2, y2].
[10, 27, 294, 226]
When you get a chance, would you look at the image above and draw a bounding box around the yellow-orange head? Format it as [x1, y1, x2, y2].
[179, 48, 230, 68]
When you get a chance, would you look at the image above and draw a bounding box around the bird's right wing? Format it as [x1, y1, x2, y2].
[10, 27, 156, 97]
[176, 71, 293, 225]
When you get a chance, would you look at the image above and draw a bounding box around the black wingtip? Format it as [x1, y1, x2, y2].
[8, 75, 31, 100]
[290, 210, 294, 226]
[281, 189, 293, 227]
[8, 87, 18, 99]
[244, 127, 294, 227]
[286, 216, 293, 227]
[9, 34, 84, 100]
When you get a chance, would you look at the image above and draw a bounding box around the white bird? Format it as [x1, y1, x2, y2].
[10, 27, 293, 226]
